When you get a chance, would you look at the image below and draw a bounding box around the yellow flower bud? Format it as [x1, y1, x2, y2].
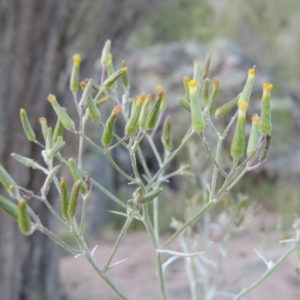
[101, 106, 121, 146]
[247, 114, 260, 157]
[259, 82, 273, 135]
[70, 54, 81, 92]
[238, 67, 257, 104]
[188, 80, 205, 132]
[47, 94, 75, 131]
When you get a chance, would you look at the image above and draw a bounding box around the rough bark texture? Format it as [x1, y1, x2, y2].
[0, 1, 156, 299]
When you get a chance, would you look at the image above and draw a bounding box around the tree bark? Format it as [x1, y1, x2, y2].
[0, 1, 156, 299]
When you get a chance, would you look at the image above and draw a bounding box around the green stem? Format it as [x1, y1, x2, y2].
[233, 244, 297, 300]
[210, 139, 222, 201]
[35, 224, 81, 255]
[198, 132, 227, 178]
[91, 178, 127, 210]
[78, 114, 86, 169]
[105, 151, 137, 183]
[143, 205, 167, 300]
[132, 130, 147, 152]
[137, 147, 152, 180]
[43, 196, 67, 227]
[76, 235, 129, 300]
[75, 131, 105, 154]
[128, 138, 144, 187]
[146, 134, 163, 167]
[103, 214, 134, 271]
[162, 201, 215, 249]
[148, 128, 194, 187]
[79, 193, 89, 235]
[179, 235, 199, 300]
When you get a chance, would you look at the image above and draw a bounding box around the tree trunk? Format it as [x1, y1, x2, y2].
[0, 1, 156, 299]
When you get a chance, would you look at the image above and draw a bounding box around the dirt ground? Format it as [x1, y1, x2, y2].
[60, 212, 300, 300]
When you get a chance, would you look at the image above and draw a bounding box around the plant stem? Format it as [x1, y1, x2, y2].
[103, 214, 134, 271]
[35, 224, 81, 255]
[210, 138, 222, 201]
[75, 131, 105, 154]
[148, 128, 194, 187]
[105, 151, 137, 183]
[91, 178, 127, 209]
[137, 147, 152, 180]
[162, 201, 215, 249]
[233, 244, 297, 300]
[179, 235, 199, 300]
[146, 134, 163, 167]
[198, 132, 227, 178]
[143, 205, 167, 300]
[79, 193, 89, 235]
[78, 235, 129, 300]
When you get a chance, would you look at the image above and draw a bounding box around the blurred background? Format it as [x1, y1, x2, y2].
[0, 0, 299, 299]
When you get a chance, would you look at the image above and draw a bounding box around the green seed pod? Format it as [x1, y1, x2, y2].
[0, 164, 18, 198]
[183, 76, 190, 102]
[178, 99, 191, 112]
[0, 195, 18, 220]
[125, 95, 144, 135]
[202, 52, 212, 80]
[101, 40, 111, 66]
[208, 78, 219, 116]
[161, 115, 172, 153]
[79, 78, 93, 110]
[39, 117, 48, 142]
[47, 136, 66, 157]
[230, 100, 248, 162]
[87, 95, 101, 122]
[70, 54, 81, 92]
[193, 61, 201, 88]
[139, 94, 152, 128]
[247, 114, 260, 158]
[188, 80, 206, 132]
[156, 85, 167, 111]
[95, 96, 110, 107]
[238, 68, 257, 104]
[45, 127, 53, 151]
[47, 94, 75, 131]
[107, 54, 117, 89]
[84, 172, 92, 192]
[145, 91, 164, 130]
[60, 177, 69, 220]
[101, 106, 122, 147]
[259, 135, 272, 163]
[121, 60, 130, 90]
[103, 68, 127, 89]
[68, 158, 85, 193]
[133, 187, 144, 203]
[258, 83, 273, 136]
[20, 109, 36, 141]
[11, 153, 41, 169]
[68, 179, 82, 217]
[18, 199, 32, 235]
[214, 94, 240, 118]
[138, 187, 163, 204]
[201, 78, 210, 106]
[41, 165, 61, 196]
[91, 81, 100, 92]
[52, 115, 64, 143]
